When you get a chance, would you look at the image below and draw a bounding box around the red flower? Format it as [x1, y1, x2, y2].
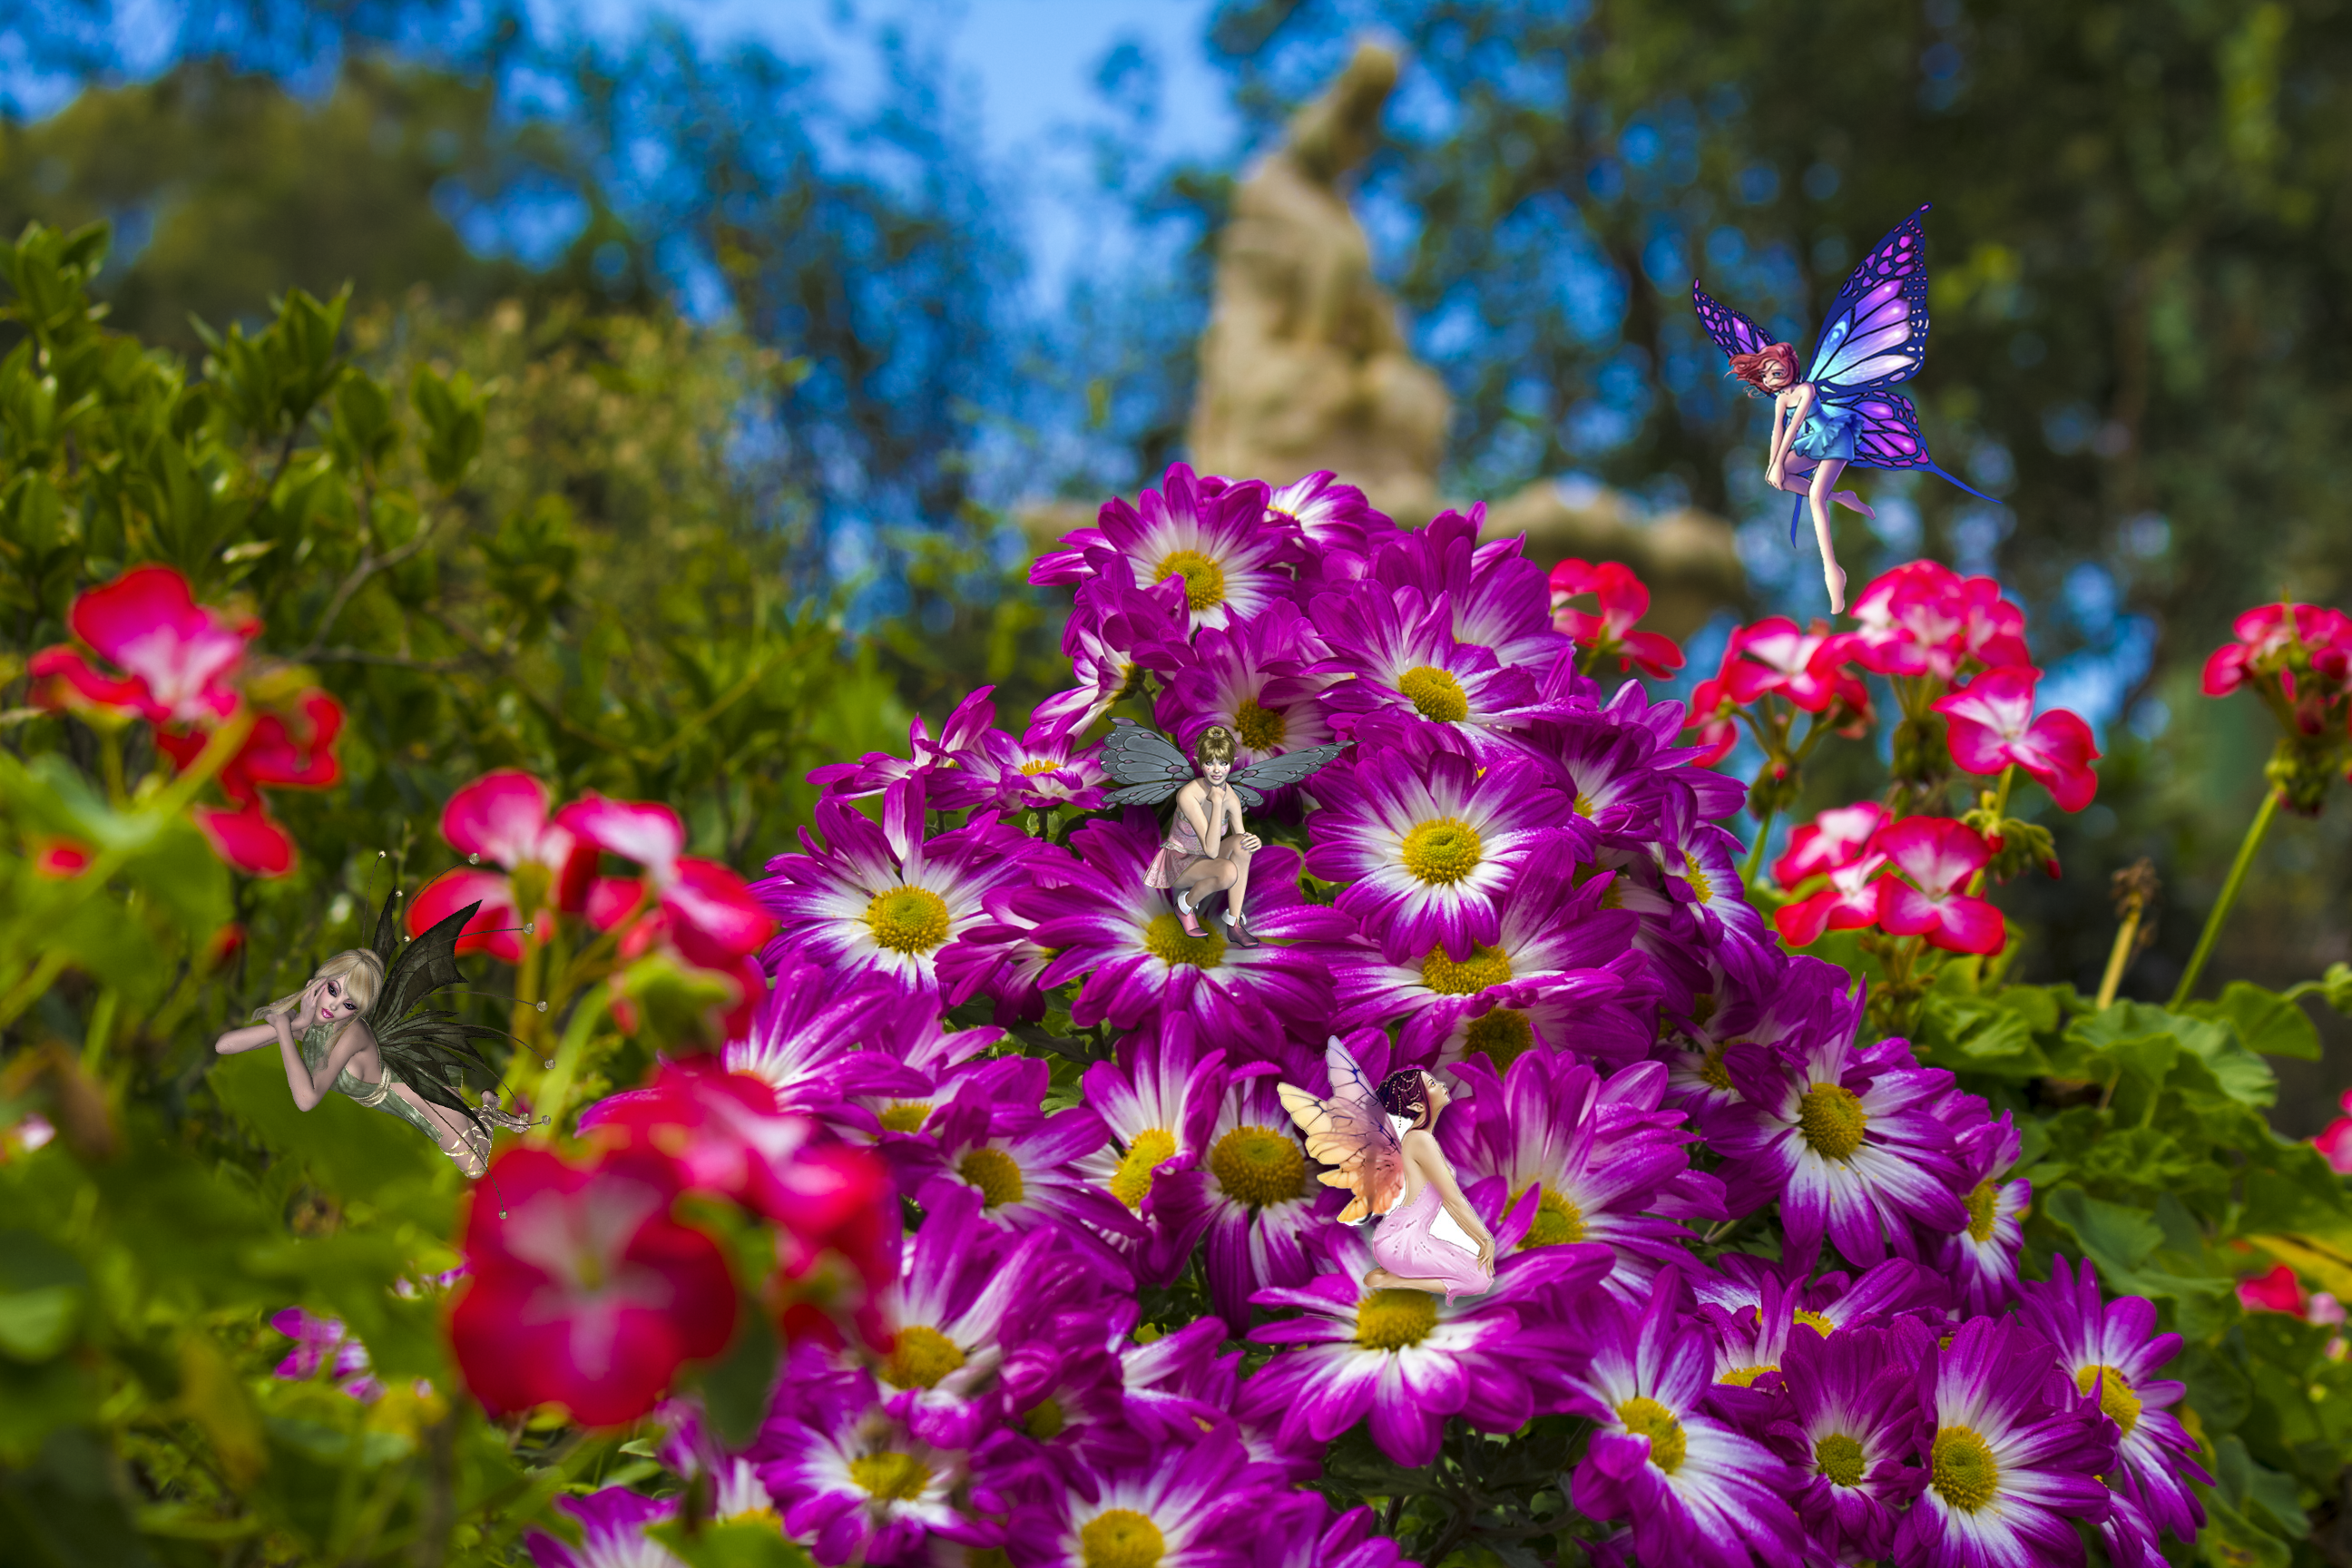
[408, 772, 595, 961]
[1847, 562, 2029, 682]
[1771, 802, 1890, 888]
[557, 794, 774, 967]
[1774, 849, 1890, 947]
[1717, 617, 1858, 711]
[448, 1147, 737, 1426]
[2315, 1091, 2352, 1175]
[30, 838, 92, 877]
[1874, 818, 2004, 955]
[1548, 559, 1685, 678]
[29, 564, 251, 725]
[2237, 1263, 2304, 1316]
[2204, 603, 2352, 699]
[153, 690, 347, 879]
[1932, 667, 2102, 812]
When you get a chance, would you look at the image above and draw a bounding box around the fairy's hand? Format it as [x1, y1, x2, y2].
[1237, 833, 1263, 853]
[477, 1092, 536, 1132]
[1475, 1233, 1495, 1273]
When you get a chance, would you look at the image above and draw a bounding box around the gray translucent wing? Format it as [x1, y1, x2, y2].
[1228, 740, 1351, 809]
[1101, 720, 1193, 806]
[370, 890, 402, 970]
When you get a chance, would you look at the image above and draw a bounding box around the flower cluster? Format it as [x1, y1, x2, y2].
[473, 465, 2199, 1568]
[30, 564, 346, 874]
[2203, 601, 2352, 812]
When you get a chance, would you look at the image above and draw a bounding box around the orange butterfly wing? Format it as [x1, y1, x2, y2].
[1277, 1037, 1405, 1223]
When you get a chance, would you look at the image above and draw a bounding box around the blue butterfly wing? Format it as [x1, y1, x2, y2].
[1691, 282, 1778, 364]
[1804, 204, 1932, 394]
[1818, 388, 2006, 508]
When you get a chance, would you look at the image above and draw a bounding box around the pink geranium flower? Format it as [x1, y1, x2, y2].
[2315, 1090, 2352, 1174]
[1873, 818, 2005, 956]
[1846, 561, 2029, 681]
[1774, 848, 1889, 947]
[1771, 802, 1890, 887]
[2238, 1263, 2304, 1315]
[558, 794, 774, 966]
[29, 564, 251, 725]
[1716, 617, 1857, 712]
[407, 772, 593, 961]
[1932, 667, 2102, 812]
[2203, 603, 2352, 699]
[449, 1147, 738, 1426]
[1549, 559, 1684, 679]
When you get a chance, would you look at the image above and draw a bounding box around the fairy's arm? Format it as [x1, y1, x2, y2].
[1179, 780, 1220, 858]
[1402, 1130, 1495, 1270]
[277, 1014, 376, 1112]
[1221, 785, 1259, 851]
[213, 1021, 281, 1056]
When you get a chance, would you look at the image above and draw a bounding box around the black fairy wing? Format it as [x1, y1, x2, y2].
[369, 899, 503, 1127]
[1101, 720, 1195, 807]
[1227, 740, 1352, 809]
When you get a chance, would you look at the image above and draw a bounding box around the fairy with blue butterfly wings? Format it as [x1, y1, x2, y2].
[1692, 202, 2001, 614]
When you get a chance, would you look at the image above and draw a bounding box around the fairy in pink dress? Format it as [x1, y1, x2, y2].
[1279, 1037, 1495, 1301]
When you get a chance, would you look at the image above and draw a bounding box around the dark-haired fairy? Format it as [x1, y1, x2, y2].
[1102, 720, 1348, 947]
[212, 896, 533, 1176]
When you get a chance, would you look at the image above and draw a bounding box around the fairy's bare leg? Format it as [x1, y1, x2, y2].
[1174, 859, 1236, 937]
[1807, 458, 1852, 614]
[1361, 1267, 1458, 1294]
[391, 1083, 492, 1177]
[1219, 840, 1259, 945]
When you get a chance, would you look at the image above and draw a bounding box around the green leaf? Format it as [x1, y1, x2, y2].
[2209, 981, 2322, 1060]
[2040, 1186, 2162, 1274]
[647, 1518, 818, 1568]
[682, 1305, 778, 1452]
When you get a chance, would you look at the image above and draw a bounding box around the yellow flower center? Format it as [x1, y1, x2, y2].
[1516, 1184, 1586, 1248]
[1463, 1007, 1534, 1072]
[879, 1101, 931, 1133]
[1682, 850, 1715, 904]
[1598, 874, 1625, 910]
[1798, 1083, 1868, 1161]
[1152, 549, 1228, 612]
[1081, 1508, 1167, 1568]
[1965, 1179, 1999, 1242]
[1355, 1288, 1440, 1350]
[1793, 1308, 1836, 1338]
[1109, 1128, 1179, 1210]
[967, 1553, 1013, 1568]
[1234, 695, 1287, 751]
[2075, 1365, 2142, 1436]
[1019, 758, 1059, 776]
[1615, 1396, 1686, 1474]
[1398, 816, 1484, 884]
[1142, 912, 1225, 969]
[1815, 1431, 1867, 1486]
[1208, 1124, 1306, 1208]
[848, 1450, 930, 1502]
[1931, 1426, 2000, 1512]
[1024, 1396, 1067, 1439]
[1696, 1044, 1733, 1093]
[1720, 1364, 1777, 1387]
[1420, 942, 1512, 996]
[1573, 791, 1596, 817]
[881, 1324, 966, 1390]
[1397, 665, 1471, 722]
[959, 1147, 1025, 1209]
[865, 886, 952, 955]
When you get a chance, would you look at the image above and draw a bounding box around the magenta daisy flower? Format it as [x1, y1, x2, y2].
[1242, 1220, 1612, 1467]
[1892, 1315, 2116, 1568]
[1305, 743, 1589, 964]
[1368, 506, 1570, 671]
[1074, 1015, 1237, 1285]
[1765, 1318, 1933, 1562]
[1653, 789, 1772, 960]
[1659, 956, 1862, 1124]
[1444, 1054, 1718, 1304]
[1713, 1030, 1968, 1270]
[525, 1488, 682, 1568]
[808, 685, 999, 804]
[1031, 573, 1191, 734]
[1332, 854, 1651, 1069]
[1152, 599, 1341, 769]
[754, 778, 1035, 995]
[1007, 810, 1348, 1044]
[1933, 1096, 2031, 1315]
[956, 719, 1109, 814]
[759, 1369, 1004, 1565]
[1265, 469, 1383, 565]
[1560, 1276, 1808, 1568]
[1000, 1427, 1292, 1568]
[721, 959, 926, 1114]
[1032, 462, 1301, 633]
[2014, 1258, 2210, 1552]
[1312, 586, 1558, 757]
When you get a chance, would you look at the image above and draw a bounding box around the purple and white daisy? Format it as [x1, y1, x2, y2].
[1764, 1319, 1933, 1563]
[1690, 1253, 1946, 1340]
[759, 1370, 1004, 1566]
[956, 719, 1109, 814]
[270, 1307, 382, 1401]
[1560, 1276, 1808, 1568]
[655, 1402, 776, 1524]
[1503, 718, 1666, 844]
[808, 686, 999, 804]
[1257, 1501, 1418, 1568]
[1075, 1014, 1244, 1284]
[1242, 1220, 1611, 1467]
[525, 1487, 683, 1568]
[1031, 573, 1191, 735]
[1891, 1315, 2116, 1568]
[1368, 506, 1570, 671]
[1305, 743, 1587, 965]
[1152, 600, 1340, 769]
[1005, 810, 1348, 1046]
[1033, 462, 1301, 633]
[754, 777, 1035, 996]
[1444, 1054, 1720, 1305]
[1000, 1426, 1291, 1568]
[722, 960, 926, 1118]
[1712, 1030, 1968, 1271]
[1265, 469, 1383, 573]
[1933, 1094, 2032, 1315]
[1333, 851, 1652, 1068]
[2014, 1257, 2209, 1553]
[1311, 587, 1559, 758]
[1653, 787, 1773, 961]
[1658, 956, 1861, 1123]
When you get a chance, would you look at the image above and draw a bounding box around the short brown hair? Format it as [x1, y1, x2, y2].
[1194, 724, 1236, 767]
[1728, 341, 1800, 393]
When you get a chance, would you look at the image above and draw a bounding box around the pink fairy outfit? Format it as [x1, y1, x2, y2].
[1143, 815, 1213, 890]
[1372, 1182, 1493, 1303]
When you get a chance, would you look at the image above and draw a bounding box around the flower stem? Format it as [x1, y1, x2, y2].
[1962, 766, 2016, 899]
[2170, 787, 2283, 1007]
[1741, 805, 1776, 887]
[2095, 906, 2143, 1011]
